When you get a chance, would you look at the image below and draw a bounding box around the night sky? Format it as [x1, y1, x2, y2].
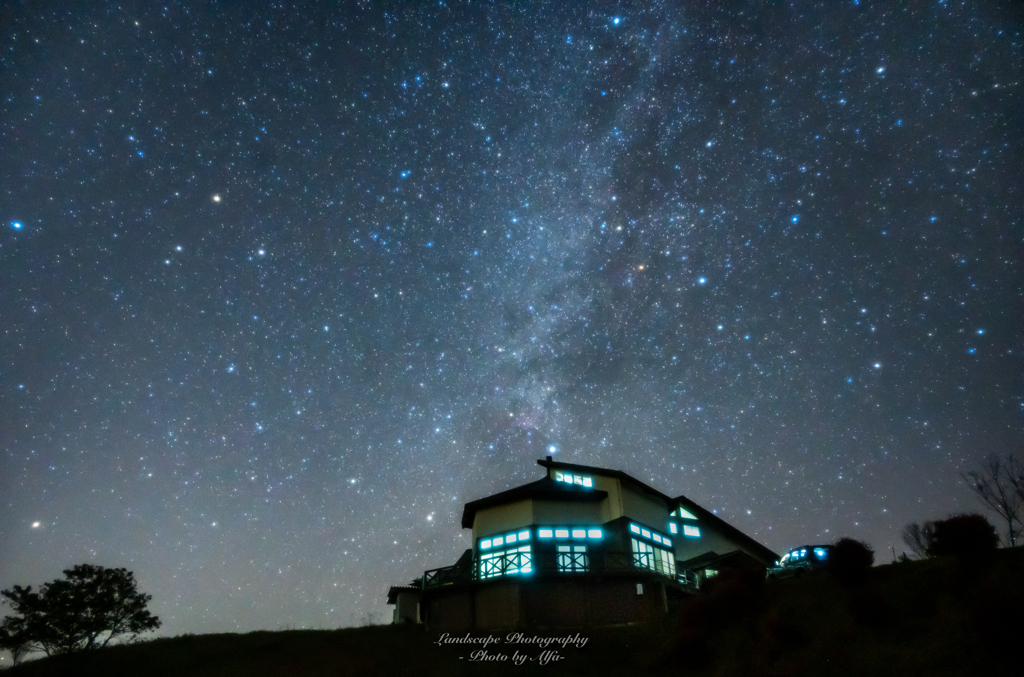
[2, 1, 1021, 642]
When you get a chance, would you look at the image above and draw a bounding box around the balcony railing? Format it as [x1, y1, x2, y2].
[422, 550, 699, 590]
[422, 563, 470, 589]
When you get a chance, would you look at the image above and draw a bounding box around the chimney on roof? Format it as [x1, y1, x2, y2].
[545, 455, 552, 462]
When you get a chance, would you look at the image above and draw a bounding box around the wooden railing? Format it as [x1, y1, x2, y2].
[423, 550, 699, 590]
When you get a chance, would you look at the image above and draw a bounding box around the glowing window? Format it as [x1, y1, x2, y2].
[479, 545, 532, 579]
[632, 538, 655, 571]
[630, 524, 641, 535]
[587, 529, 602, 539]
[677, 506, 698, 520]
[663, 537, 672, 547]
[538, 529, 553, 538]
[481, 539, 492, 549]
[669, 522, 678, 534]
[641, 529, 651, 539]
[571, 529, 586, 538]
[653, 534, 663, 544]
[557, 544, 589, 572]
[506, 534, 516, 544]
[518, 530, 531, 541]
[555, 529, 569, 538]
[683, 525, 700, 538]
[493, 536, 504, 547]
[554, 471, 594, 487]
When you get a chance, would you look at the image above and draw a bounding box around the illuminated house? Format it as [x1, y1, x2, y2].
[386, 457, 777, 630]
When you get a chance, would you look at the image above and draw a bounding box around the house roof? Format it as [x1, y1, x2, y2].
[386, 585, 420, 604]
[460, 476, 608, 528]
[539, 457, 779, 564]
[681, 549, 769, 571]
[672, 493, 779, 564]
[460, 458, 778, 564]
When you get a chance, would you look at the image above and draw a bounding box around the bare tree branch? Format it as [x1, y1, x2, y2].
[963, 453, 1024, 548]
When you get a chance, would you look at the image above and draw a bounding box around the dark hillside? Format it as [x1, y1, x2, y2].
[7, 548, 1022, 676]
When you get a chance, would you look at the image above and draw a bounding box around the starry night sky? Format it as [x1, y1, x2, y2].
[1, 1, 1021, 640]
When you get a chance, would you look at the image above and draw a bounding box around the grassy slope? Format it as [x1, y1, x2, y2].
[7, 548, 1022, 676]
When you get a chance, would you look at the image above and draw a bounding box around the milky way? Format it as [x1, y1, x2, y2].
[1, 1, 1021, 640]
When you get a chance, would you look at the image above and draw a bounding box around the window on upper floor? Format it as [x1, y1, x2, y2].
[479, 545, 532, 579]
[629, 522, 673, 548]
[553, 471, 594, 488]
[479, 528, 532, 552]
[537, 526, 603, 540]
[557, 544, 589, 573]
[631, 538, 676, 578]
[669, 506, 698, 537]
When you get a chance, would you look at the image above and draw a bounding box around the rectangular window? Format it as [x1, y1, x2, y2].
[554, 471, 594, 487]
[479, 545, 532, 579]
[657, 547, 677, 577]
[518, 530, 531, 541]
[557, 544, 589, 572]
[554, 528, 570, 538]
[538, 529, 553, 538]
[632, 539, 675, 578]
[632, 538, 655, 571]
[587, 529, 602, 539]
[571, 529, 586, 539]
[683, 525, 700, 538]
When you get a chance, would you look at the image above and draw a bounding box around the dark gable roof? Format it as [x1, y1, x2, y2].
[673, 493, 779, 564]
[461, 476, 608, 528]
[539, 458, 779, 564]
[537, 458, 673, 502]
[461, 458, 779, 564]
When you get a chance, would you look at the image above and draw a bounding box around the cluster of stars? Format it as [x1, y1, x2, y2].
[1, 0, 1020, 640]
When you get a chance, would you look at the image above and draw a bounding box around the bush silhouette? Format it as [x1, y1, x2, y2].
[827, 538, 874, 584]
[926, 513, 998, 558]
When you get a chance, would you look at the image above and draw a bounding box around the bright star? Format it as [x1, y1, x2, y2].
[212, 194, 221, 202]
[12, 222, 22, 229]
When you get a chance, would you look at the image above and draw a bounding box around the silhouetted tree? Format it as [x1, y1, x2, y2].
[0, 564, 161, 659]
[926, 514, 999, 558]
[828, 538, 874, 584]
[0, 616, 32, 666]
[963, 453, 1024, 547]
[901, 521, 935, 560]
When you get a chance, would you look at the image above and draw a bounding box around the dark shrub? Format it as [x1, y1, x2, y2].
[827, 538, 874, 584]
[926, 513, 998, 558]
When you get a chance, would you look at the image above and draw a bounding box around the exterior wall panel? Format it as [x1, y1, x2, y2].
[473, 499, 533, 541]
